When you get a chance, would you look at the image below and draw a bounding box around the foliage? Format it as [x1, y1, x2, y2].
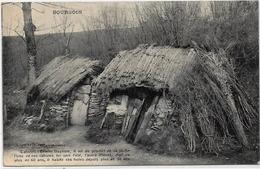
[85, 118, 121, 144]
[135, 1, 258, 70]
[167, 48, 257, 153]
[3, 2, 258, 91]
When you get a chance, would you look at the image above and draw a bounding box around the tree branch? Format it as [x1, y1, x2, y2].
[36, 33, 52, 46]
[2, 25, 26, 42]
[32, 7, 44, 14]
[2, 2, 12, 5]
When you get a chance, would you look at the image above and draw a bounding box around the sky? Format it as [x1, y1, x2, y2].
[1, 2, 210, 36]
[1, 2, 137, 36]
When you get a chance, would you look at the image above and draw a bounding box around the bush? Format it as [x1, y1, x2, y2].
[85, 118, 121, 144]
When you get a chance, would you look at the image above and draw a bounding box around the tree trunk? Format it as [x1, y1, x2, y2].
[22, 2, 37, 87]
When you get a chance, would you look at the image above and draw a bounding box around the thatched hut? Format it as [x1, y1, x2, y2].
[89, 44, 256, 153]
[24, 55, 103, 131]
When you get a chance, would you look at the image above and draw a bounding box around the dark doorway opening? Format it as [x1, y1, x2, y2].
[110, 87, 161, 143]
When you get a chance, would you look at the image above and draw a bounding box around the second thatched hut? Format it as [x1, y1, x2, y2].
[24, 55, 103, 131]
[88, 44, 256, 153]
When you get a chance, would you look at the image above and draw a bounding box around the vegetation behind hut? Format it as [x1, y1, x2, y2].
[3, 2, 258, 93]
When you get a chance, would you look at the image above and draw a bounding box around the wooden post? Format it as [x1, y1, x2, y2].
[134, 96, 159, 144]
[121, 95, 129, 108]
[121, 103, 133, 134]
[123, 105, 135, 137]
[22, 2, 37, 87]
[3, 104, 7, 124]
[226, 94, 249, 147]
[66, 109, 69, 128]
[100, 112, 108, 129]
[38, 100, 46, 120]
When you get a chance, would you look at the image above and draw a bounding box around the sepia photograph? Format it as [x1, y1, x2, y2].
[1, 1, 259, 166]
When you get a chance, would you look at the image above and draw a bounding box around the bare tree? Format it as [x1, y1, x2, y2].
[53, 14, 74, 55]
[79, 2, 136, 64]
[22, 2, 37, 87]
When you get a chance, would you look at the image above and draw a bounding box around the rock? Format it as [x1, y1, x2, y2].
[77, 85, 91, 94]
[158, 112, 165, 118]
[39, 124, 46, 130]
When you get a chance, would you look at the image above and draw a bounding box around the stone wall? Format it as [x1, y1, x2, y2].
[87, 91, 109, 123]
[23, 95, 71, 131]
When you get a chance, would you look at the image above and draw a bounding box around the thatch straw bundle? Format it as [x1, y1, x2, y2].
[29, 55, 102, 102]
[93, 44, 196, 93]
[169, 48, 257, 153]
[92, 44, 257, 153]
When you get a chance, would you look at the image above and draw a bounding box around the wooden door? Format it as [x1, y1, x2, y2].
[123, 98, 145, 141]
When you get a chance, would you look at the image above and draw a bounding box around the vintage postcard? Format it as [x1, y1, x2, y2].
[1, 1, 259, 167]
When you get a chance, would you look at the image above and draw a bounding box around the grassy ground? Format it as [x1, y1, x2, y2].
[3, 125, 259, 166]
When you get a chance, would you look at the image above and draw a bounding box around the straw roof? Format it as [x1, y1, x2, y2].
[90, 45, 257, 152]
[30, 55, 102, 102]
[93, 44, 196, 93]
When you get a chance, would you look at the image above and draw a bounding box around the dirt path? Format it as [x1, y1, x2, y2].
[3, 126, 258, 166]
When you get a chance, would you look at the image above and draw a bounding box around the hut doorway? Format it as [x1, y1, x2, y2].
[71, 84, 91, 125]
[102, 87, 159, 143]
[124, 93, 157, 143]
